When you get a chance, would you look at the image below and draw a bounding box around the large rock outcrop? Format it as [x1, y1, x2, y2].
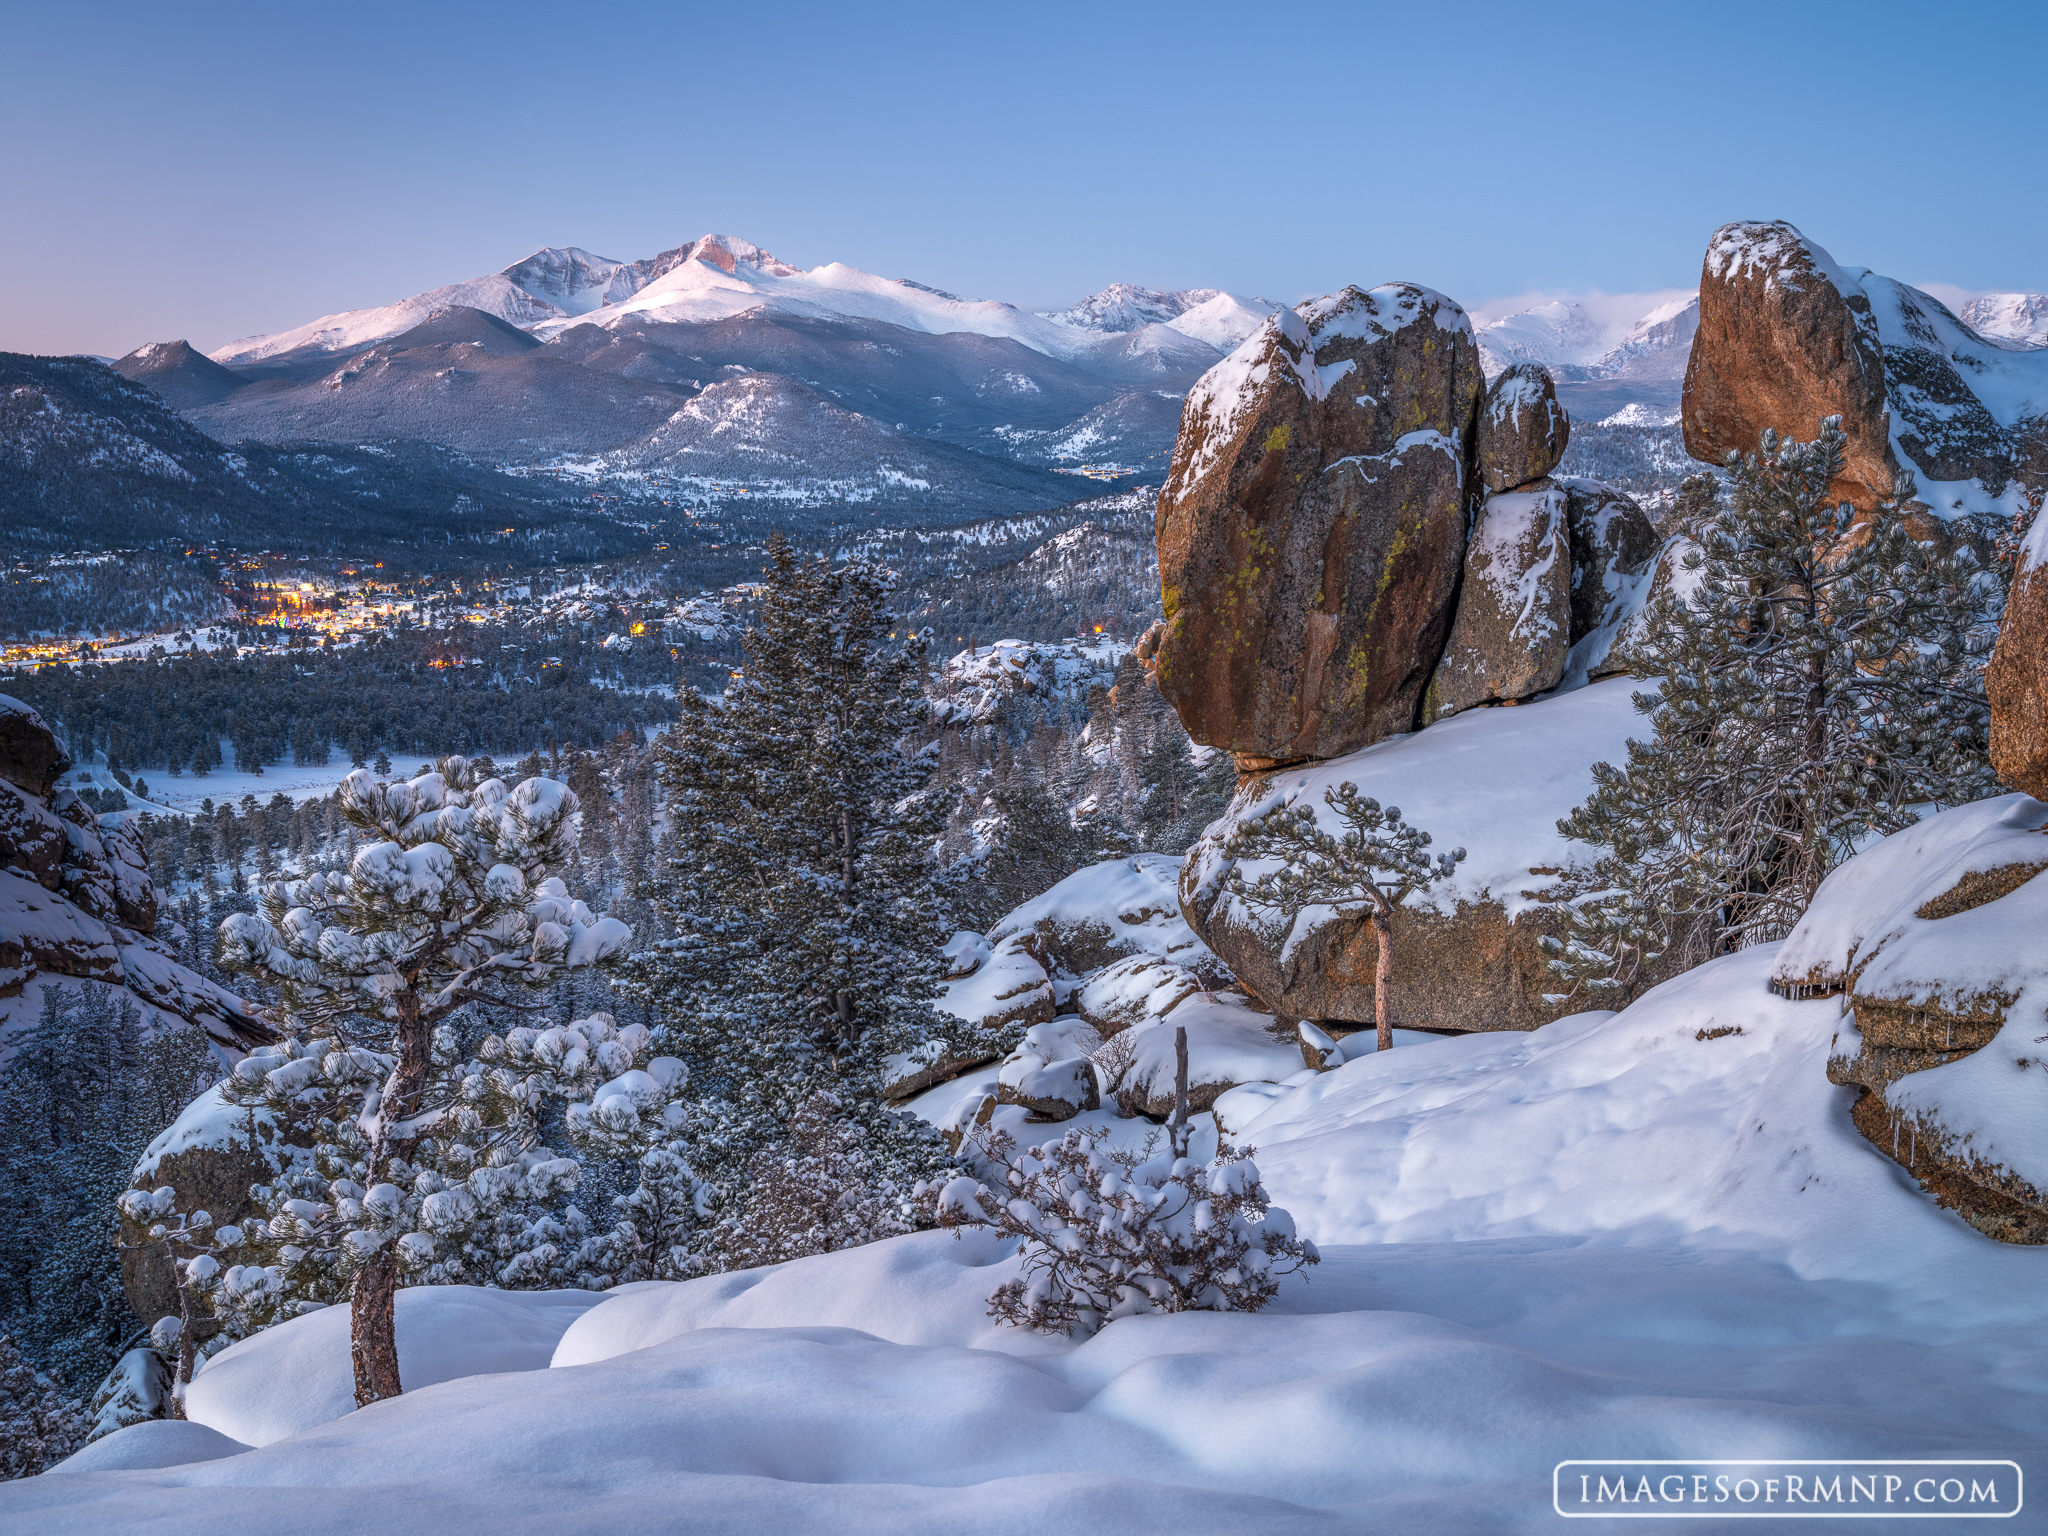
[1475, 363, 1570, 493]
[0, 694, 269, 1049]
[1682, 221, 1894, 508]
[1154, 284, 1483, 765]
[1683, 219, 2048, 516]
[1988, 523, 2048, 799]
[1423, 483, 1572, 721]
[1560, 478, 1660, 645]
[1774, 795, 2048, 1244]
[1180, 680, 1653, 1034]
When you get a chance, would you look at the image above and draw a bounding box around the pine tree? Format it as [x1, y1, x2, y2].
[1544, 420, 1997, 1008]
[717, 1091, 910, 1270]
[1220, 785, 1465, 1052]
[0, 1334, 89, 1479]
[216, 757, 633, 1406]
[623, 537, 951, 1264]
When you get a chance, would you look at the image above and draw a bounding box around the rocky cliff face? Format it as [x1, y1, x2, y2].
[1683, 220, 2048, 517]
[0, 695, 268, 1050]
[1989, 518, 2048, 799]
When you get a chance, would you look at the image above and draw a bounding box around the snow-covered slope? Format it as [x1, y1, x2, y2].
[210, 246, 657, 365]
[30, 942, 2047, 1532]
[1475, 299, 1614, 374]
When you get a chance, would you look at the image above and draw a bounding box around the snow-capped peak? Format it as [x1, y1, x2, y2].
[1474, 300, 1611, 375]
[1042, 284, 1224, 333]
[1962, 292, 2048, 351]
[206, 235, 1282, 369]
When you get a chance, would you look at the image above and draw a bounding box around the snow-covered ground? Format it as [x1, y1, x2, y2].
[23, 941, 2045, 1532]
[58, 753, 441, 818]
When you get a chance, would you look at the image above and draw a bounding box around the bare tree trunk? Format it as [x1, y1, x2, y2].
[352, 989, 430, 1408]
[1370, 907, 1394, 1053]
[170, 1274, 198, 1420]
[1168, 1025, 1191, 1159]
[350, 1251, 403, 1405]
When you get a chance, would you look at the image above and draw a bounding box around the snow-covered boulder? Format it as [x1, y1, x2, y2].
[1182, 680, 1651, 1033]
[1423, 484, 1572, 719]
[1107, 992, 1303, 1118]
[1773, 793, 2048, 1242]
[120, 1086, 294, 1324]
[1474, 362, 1569, 493]
[995, 1019, 1102, 1120]
[1559, 477, 1660, 649]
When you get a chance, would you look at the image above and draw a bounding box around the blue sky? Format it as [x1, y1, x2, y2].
[4, 0, 2042, 356]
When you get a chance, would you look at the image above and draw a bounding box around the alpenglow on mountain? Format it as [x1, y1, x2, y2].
[89, 235, 1292, 506]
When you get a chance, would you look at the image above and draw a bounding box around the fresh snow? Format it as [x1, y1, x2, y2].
[1189, 678, 1648, 934]
[26, 940, 2048, 1533]
[182, 1286, 612, 1447]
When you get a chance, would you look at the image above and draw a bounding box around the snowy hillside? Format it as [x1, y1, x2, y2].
[24, 944, 2045, 1531]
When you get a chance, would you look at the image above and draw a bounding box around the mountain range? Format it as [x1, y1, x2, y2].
[97, 236, 1282, 507]
[80, 233, 2048, 530]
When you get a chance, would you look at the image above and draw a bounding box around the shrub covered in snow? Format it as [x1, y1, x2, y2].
[915, 1125, 1317, 1335]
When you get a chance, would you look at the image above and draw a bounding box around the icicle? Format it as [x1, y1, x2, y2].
[1893, 1120, 1899, 1156]
[1910, 1125, 1916, 1164]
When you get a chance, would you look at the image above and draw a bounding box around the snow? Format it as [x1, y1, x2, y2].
[49, 1420, 251, 1476]
[1190, 674, 1647, 957]
[21, 942, 2048, 1533]
[132, 1084, 277, 1182]
[1114, 990, 1303, 1102]
[1773, 793, 2048, 1195]
[212, 234, 1275, 371]
[1472, 485, 1567, 641]
[1161, 291, 1284, 350]
[1301, 281, 1472, 344]
[1597, 401, 1678, 427]
[183, 1285, 612, 1447]
[1962, 292, 2048, 350]
[1171, 306, 1320, 495]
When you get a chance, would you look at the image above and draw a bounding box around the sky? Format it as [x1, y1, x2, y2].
[3, 0, 2044, 357]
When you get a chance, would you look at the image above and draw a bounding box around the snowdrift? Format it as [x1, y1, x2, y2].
[27, 942, 2048, 1533]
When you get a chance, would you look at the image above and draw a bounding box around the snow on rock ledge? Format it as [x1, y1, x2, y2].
[1182, 679, 1649, 1032]
[1774, 793, 2048, 1242]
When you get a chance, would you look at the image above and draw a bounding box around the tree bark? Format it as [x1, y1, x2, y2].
[351, 1249, 402, 1406]
[1168, 1025, 1191, 1158]
[1370, 907, 1394, 1053]
[351, 988, 430, 1407]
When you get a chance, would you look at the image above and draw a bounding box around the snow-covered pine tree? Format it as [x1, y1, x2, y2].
[216, 757, 632, 1405]
[1544, 420, 1997, 1008]
[0, 1334, 89, 1479]
[717, 1090, 910, 1269]
[1220, 786, 1465, 1052]
[624, 536, 951, 1260]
